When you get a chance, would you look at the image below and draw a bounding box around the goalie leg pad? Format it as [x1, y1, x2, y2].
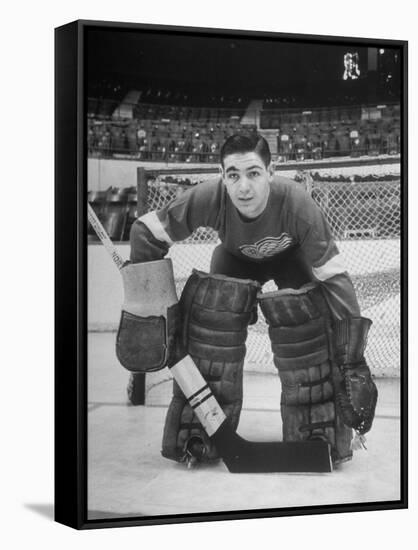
[259, 286, 353, 464]
[162, 270, 260, 463]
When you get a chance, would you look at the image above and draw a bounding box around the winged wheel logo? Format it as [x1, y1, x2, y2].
[239, 234, 293, 259]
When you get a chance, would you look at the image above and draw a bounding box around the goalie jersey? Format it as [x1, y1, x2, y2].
[130, 175, 361, 319]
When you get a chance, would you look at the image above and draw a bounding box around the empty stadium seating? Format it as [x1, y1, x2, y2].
[87, 95, 400, 162]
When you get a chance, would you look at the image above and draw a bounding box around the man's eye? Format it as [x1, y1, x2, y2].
[249, 171, 261, 178]
[228, 173, 239, 181]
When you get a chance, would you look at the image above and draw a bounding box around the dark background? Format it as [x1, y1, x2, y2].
[86, 27, 401, 107]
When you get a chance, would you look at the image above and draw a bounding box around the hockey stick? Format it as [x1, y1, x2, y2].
[87, 203, 332, 473]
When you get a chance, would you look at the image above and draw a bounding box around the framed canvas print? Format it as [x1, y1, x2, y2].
[55, 19, 408, 529]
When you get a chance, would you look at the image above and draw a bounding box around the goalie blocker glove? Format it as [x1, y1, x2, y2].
[115, 259, 180, 372]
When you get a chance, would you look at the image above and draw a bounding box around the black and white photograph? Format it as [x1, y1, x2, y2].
[55, 18, 407, 529]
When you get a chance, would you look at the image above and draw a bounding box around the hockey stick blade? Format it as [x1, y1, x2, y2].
[171, 356, 332, 473]
[211, 422, 332, 473]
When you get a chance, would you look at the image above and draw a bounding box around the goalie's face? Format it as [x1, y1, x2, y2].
[221, 152, 273, 219]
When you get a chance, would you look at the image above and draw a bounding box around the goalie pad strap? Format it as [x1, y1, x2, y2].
[188, 339, 246, 363]
[299, 420, 335, 432]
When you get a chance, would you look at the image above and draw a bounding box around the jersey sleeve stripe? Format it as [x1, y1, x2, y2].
[312, 253, 347, 281]
[137, 211, 174, 246]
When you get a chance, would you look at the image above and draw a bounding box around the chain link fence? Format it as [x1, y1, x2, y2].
[146, 173, 401, 377]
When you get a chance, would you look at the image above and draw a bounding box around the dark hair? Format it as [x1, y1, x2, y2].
[220, 133, 271, 168]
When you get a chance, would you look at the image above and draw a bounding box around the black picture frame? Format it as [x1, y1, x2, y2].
[55, 19, 408, 530]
